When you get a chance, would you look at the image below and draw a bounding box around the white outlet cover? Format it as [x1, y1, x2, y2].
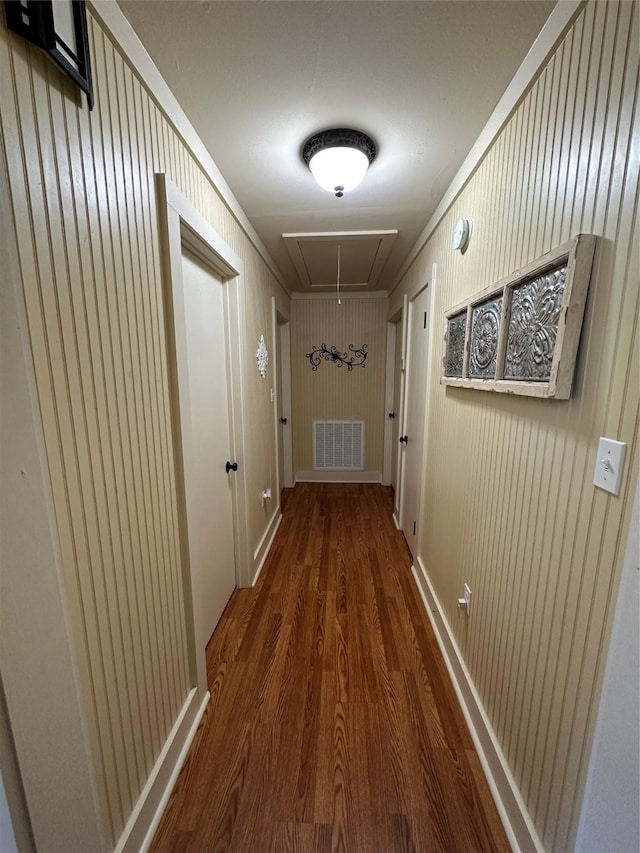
[593, 437, 627, 496]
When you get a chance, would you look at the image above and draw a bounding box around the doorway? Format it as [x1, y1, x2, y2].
[180, 250, 236, 651]
[399, 283, 431, 559]
[389, 309, 406, 522]
[273, 303, 293, 496]
[158, 173, 250, 697]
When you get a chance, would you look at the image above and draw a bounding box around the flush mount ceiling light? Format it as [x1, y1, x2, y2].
[302, 128, 377, 197]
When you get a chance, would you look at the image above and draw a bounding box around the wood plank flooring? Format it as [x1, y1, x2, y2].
[150, 484, 510, 852]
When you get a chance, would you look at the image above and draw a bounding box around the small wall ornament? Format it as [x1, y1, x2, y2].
[306, 343, 368, 371]
[256, 334, 268, 379]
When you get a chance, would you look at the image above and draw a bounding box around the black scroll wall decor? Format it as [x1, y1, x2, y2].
[306, 343, 368, 372]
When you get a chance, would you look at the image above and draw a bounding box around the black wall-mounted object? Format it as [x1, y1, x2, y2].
[305, 343, 368, 372]
[4, 0, 93, 109]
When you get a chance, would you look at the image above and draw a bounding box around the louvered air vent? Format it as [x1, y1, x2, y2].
[313, 421, 364, 470]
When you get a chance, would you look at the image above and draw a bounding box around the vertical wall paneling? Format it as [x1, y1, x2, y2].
[396, 2, 639, 849]
[290, 296, 388, 479]
[0, 6, 288, 846]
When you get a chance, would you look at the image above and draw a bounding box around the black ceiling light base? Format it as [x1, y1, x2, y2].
[301, 128, 377, 167]
[302, 128, 377, 196]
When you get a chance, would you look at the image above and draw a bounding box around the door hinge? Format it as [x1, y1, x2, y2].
[413, 521, 416, 536]
[423, 311, 427, 329]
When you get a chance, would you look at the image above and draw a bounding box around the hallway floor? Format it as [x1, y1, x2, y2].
[150, 484, 509, 852]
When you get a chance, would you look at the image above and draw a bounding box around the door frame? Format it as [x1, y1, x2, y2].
[272, 299, 293, 493]
[389, 295, 408, 527]
[398, 267, 437, 557]
[156, 174, 251, 696]
[382, 320, 396, 486]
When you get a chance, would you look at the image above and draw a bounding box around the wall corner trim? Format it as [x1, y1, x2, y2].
[412, 558, 544, 853]
[389, 0, 585, 295]
[117, 689, 209, 853]
[87, 0, 290, 297]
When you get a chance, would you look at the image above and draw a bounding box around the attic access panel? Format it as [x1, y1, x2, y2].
[282, 230, 397, 291]
[298, 239, 379, 286]
[441, 234, 596, 399]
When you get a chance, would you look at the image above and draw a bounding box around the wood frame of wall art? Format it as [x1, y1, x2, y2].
[441, 234, 597, 399]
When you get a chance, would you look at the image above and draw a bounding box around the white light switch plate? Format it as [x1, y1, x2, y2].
[593, 437, 626, 496]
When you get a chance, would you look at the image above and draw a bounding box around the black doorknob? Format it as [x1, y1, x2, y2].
[280, 417, 288, 424]
[226, 461, 238, 473]
[388, 412, 396, 419]
[399, 435, 408, 444]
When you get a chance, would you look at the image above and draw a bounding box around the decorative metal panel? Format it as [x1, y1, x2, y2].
[441, 235, 594, 398]
[504, 266, 566, 381]
[469, 296, 502, 379]
[445, 312, 466, 377]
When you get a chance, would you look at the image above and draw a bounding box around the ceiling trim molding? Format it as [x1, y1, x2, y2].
[87, 0, 290, 298]
[291, 291, 388, 301]
[389, 0, 585, 295]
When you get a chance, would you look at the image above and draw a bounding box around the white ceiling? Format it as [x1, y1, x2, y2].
[118, 0, 556, 293]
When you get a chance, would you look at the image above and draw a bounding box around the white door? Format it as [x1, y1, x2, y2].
[400, 285, 430, 558]
[278, 321, 293, 489]
[181, 250, 236, 650]
[275, 318, 285, 496]
[390, 315, 404, 508]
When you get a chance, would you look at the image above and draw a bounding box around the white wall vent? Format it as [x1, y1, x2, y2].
[313, 420, 364, 470]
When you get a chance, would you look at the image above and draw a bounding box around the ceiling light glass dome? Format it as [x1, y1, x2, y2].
[302, 129, 377, 197]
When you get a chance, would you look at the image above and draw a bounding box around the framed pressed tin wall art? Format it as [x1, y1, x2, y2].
[442, 234, 596, 400]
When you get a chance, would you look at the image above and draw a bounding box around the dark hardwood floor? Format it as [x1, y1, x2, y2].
[150, 484, 510, 852]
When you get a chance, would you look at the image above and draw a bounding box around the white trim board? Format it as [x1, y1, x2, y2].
[412, 557, 544, 853]
[117, 690, 209, 853]
[295, 470, 382, 484]
[291, 290, 388, 300]
[87, 0, 289, 297]
[252, 511, 282, 586]
[389, 0, 584, 294]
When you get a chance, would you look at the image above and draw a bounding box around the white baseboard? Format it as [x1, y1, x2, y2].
[252, 510, 282, 586]
[295, 470, 382, 483]
[115, 689, 210, 853]
[392, 511, 401, 530]
[412, 557, 544, 853]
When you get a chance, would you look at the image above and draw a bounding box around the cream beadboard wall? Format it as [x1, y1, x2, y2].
[0, 7, 287, 850]
[390, 2, 639, 850]
[290, 295, 388, 480]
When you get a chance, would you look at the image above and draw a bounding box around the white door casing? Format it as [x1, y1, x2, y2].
[393, 296, 409, 527]
[275, 317, 285, 497]
[399, 284, 431, 558]
[272, 300, 293, 496]
[382, 321, 396, 487]
[157, 174, 250, 698]
[278, 318, 293, 489]
[390, 314, 404, 504]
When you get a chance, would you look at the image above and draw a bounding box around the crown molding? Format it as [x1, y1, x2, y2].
[390, 0, 585, 294]
[87, 0, 290, 297]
